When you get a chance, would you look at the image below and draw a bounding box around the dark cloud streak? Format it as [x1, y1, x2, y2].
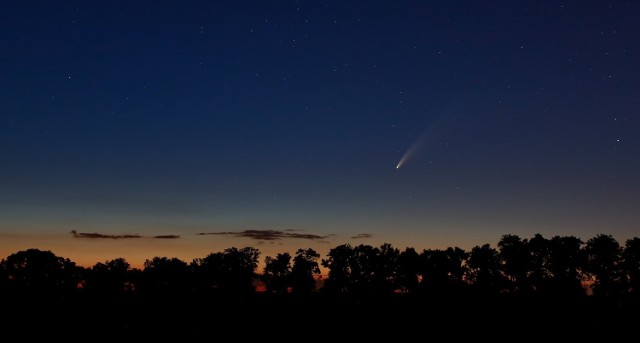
[153, 235, 181, 239]
[71, 230, 180, 239]
[197, 229, 328, 241]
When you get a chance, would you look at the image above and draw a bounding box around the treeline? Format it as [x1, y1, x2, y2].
[2, 233, 640, 297]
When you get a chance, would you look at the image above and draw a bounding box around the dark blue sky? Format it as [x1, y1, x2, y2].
[2, 1, 639, 265]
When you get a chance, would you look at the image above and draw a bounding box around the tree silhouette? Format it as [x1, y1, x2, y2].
[322, 244, 355, 293]
[623, 238, 640, 295]
[420, 248, 467, 293]
[466, 244, 505, 293]
[445, 247, 469, 285]
[141, 256, 189, 293]
[545, 235, 585, 296]
[290, 248, 321, 293]
[1, 235, 640, 338]
[420, 249, 451, 292]
[584, 234, 624, 296]
[349, 244, 378, 294]
[527, 234, 551, 293]
[0, 248, 79, 294]
[322, 243, 399, 294]
[88, 258, 133, 294]
[3, 234, 640, 303]
[195, 247, 260, 293]
[0, 260, 7, 292]
[397, 247, 421, 293]
[263, 252, 291, 293]
[372, 243, 400, 294]
[498, 234, 532, 294]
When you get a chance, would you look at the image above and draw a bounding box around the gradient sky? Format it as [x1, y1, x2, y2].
[2, 1, 639, 268]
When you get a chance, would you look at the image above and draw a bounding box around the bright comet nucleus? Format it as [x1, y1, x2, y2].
[396, 125, 433, 170]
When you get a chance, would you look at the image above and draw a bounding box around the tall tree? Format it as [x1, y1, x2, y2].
[322, 244, 355, 293]
[466, 244, 505, 293]
[88, 257, 132, 293]
[142, 257, 189, 293]
[263, 253, 291, 293]
[527, 234, 551, 293]
[445, 247, 469, 285]
[545, 235, 585, 296]
[0, 259, 7, 292]
[290, 248, 321, 293]
[397, 247, 421, 293]
[1, 248, 80, 294]
[349, 244, 377, 294]
[584, 234, 624, 296]
[623, 237, 640, 294]
[325, 244, 400, 294]
[370, 243, 400, 294]
[198, 247, 260, 293]
[498, 234, 532, 294]
[420, 246, 468, 293]
[420, 249, 451, 292]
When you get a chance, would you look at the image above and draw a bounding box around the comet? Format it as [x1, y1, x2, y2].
[395, 123, 436, 170]
[395, 139, 421, 170]
[395, 109, 461, 170]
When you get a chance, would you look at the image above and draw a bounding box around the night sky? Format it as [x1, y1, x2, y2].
[2, 1, 639, 267]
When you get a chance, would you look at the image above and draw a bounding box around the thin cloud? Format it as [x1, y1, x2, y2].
[153, 235, 181, 239]
[351, 233, 373, 239]
[197, 229, 328, 241]
[71, 230, 180, 239]
[71, 230, 141, 239]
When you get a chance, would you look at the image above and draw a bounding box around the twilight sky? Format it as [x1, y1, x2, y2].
[1, 1, 639, 268]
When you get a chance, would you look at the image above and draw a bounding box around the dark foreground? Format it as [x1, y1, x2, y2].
[3, 292, 638, 341]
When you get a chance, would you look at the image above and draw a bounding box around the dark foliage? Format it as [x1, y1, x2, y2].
[2, 235, 640, 339]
